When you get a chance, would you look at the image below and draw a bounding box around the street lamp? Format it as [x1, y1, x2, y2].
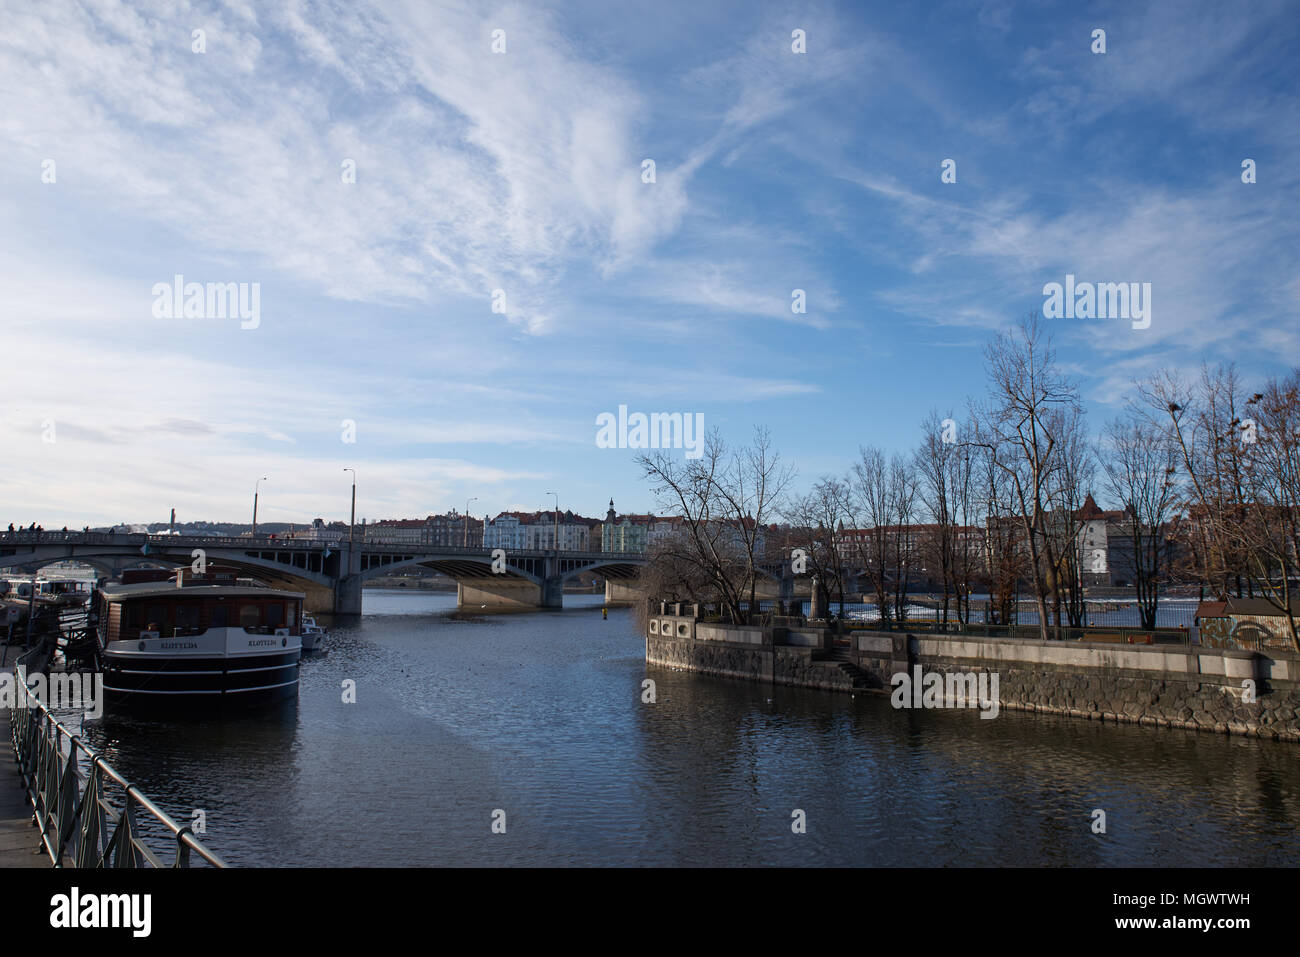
[343, 469, 356, 546]
[252, 477, 268, 537]
[545, 491, 559, 553]
[465, 497, 478, 547]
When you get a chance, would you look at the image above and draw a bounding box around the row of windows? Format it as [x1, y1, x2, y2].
[118, 599, 297, 637]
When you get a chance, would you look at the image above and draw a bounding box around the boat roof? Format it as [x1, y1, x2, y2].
[100, 582, 305, 601]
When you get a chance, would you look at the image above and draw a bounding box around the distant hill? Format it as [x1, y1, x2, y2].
[90, 521, 308, 536]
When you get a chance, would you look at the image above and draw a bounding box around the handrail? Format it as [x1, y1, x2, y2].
[8, 653, 227, 868]
[0, 529, 646, 561]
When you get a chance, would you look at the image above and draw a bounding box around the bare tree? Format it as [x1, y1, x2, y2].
[973, 315, 1081, 640]
[915, 411, 961, 625]
[635, 537, 724, 633]
[849, 446, 895, 626]
[1141, 364, 1300, 651]
[1141, 364, 1253, 598]
[1044, 407, 1095, 629]
[1236, 370, 1300, 651]
[969, 417, 1026, 626]
[783, 476, 852, 620]
[1100, 413, 1178, 629]
[888, 454, 919, 623]
[637, 427, 794, 626]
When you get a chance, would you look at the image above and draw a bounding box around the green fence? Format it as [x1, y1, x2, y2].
[9, 658, 226, 868]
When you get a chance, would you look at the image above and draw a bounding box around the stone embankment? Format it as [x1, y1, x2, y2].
[646, 603, 1300, 742]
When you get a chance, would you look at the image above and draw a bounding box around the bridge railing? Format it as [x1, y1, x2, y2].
[8, 656, 227, 868]
[0, 530, 647, 562]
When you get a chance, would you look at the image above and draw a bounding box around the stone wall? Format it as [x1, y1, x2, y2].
[646, 611, 1300, 742]
[645, 635, 854, 692]
[917, 662, 1300, 741]
[891, 634, 1300, 743]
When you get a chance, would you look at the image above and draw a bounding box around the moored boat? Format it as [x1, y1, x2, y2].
[94, 566, 302, 709]
[300, 613, 329, 653]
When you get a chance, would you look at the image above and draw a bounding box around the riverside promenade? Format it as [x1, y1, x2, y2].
[0, 646, 39, 867]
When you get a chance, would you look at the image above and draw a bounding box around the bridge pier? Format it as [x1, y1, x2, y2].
[457, 579, 549, 613]
[330, 543, 363, 616]
[333, 575, 363, 616]
[604, 579, 641, 606]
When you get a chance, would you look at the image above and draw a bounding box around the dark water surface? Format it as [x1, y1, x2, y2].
[76, 591, 1300, 866]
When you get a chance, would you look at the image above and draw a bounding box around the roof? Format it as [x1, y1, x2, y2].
[1194, 601, 1228, 618]
[1196, 594, 1300, 619]
[101, 582, 305, 601]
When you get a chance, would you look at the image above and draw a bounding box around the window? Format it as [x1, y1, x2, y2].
[266, 603, 283, 627]
[239, 604, 261, 628]
[145, 604, 168, 631]
[209, 604, 228, 627]
[175, 604, 201, 635]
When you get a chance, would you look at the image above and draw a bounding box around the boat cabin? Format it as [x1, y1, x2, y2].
[98, 567, 304, 643]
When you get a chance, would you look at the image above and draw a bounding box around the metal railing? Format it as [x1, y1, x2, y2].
[8, 657, 226, 868]
[0, 529, 647, 562]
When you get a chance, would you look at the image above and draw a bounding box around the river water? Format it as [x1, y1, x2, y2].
[76, 590, 1300, 866]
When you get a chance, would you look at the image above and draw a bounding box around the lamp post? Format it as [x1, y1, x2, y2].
[343, 469, 356, 547]
[252, 477, 268, 537]
[545, 491, 559, 553]
[465, 497, 478, 547]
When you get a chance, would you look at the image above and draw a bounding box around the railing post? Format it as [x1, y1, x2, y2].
[174, 826, 194, 868]
[75, 764, 106, 868]
[112, 791, 142, 868]
[56, 742, 81, 864]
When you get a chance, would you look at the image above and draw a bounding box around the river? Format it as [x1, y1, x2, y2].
[75, 590, 1300, 866]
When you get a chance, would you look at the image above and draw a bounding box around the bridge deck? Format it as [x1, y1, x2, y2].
[0, 647, 40, 868]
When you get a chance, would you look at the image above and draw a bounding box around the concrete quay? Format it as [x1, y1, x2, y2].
[0, 646, 40, 868]
[646, 604, 1300, 742]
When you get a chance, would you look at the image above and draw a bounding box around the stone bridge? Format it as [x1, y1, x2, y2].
[0, 531, 648, 615]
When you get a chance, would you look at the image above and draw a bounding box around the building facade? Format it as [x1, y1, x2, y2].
[365, 511, 484, 546]
[482, 511, 594, 551]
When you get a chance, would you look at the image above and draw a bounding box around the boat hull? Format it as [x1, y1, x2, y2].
[101, 627, 301, 709]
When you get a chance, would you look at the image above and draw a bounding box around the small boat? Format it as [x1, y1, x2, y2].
[300, 614, 329, 653]
[93, 566, 302, 709]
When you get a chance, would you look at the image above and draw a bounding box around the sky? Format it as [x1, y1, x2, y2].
[1, 0, 1297, 529]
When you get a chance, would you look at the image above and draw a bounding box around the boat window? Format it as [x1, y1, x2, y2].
[239, 604, 261, 628]
[146, 604, 168, 631]
[175, 604, 201, 635]
[265, 603, 283, 627]
[210, 604, 228, 627]
[286, 605, 296, 629]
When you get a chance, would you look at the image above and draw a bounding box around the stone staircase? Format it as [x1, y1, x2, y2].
[822, 648, 875, 690]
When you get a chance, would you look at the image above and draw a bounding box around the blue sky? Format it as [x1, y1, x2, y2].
[2, 0, 1297, 528]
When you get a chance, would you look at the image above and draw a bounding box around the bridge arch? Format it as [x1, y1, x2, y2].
[0, 533, 652, 614]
